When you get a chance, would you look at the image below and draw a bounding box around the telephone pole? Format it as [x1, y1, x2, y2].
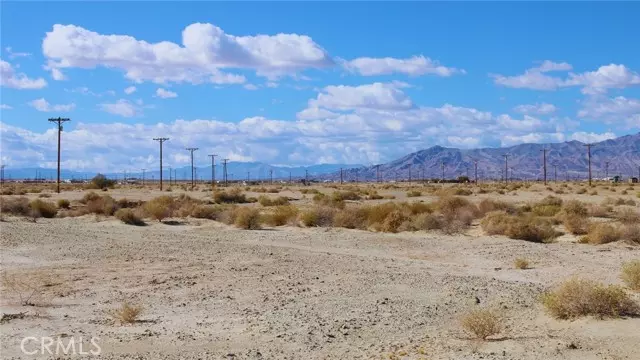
[222, 159, 229, 186]
[185, 147, 198, 190]
[441, 162, 445, 183]
[208, 154, 217, 188]
[585, 143, 593, 186]
[408, 164, 412, 184]
[473, 160, 478, 185]
[502, 154, 509, 184]
[169, 166, 172, 186]
[541, 148, 547, 185]
[340, 168, 343, 184]
[48, 117, 71, 193]
[605, 161, 610, 179]
[305, 169, 309, 185]
[0, 164, 5, 186]
[142, 168, 146, 186]
[270, 168, 273, 184]
[153, 137, 169, 190]
[375, 165, 381, 183]
[552, 162, 558, 182]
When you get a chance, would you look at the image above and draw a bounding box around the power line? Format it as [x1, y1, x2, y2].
[584, 143, 593, 186]
[208, 154, 217, 188]
[222, 159, 229, 186]
[48, 117, 71, 193]
[541, 148, 547, 185]
[185, 147, 199, 190]
[152, 137, 169, 190]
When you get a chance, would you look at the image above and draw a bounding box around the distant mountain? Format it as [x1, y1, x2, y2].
[322, 133, 640, 182]
[1, 162, 363, 182]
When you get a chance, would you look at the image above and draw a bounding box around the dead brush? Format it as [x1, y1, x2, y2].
[580, 223, 621, 244]
[541, 278, 639, 319]
[298, 206, 336, 227]
[263, 205, 298, 226]
[258, 195, 289, 207]
[481, 211, 560, 243]
[0, 197, 31, 216]
[213, 188, 249, 204]
[514, 258, 530, 269]
[614, 207, 640, 225]
[110, 302, 143, 324]
[460, 308, 503, 340]
[232, 207, 262, 230]
[1, 271, 67, 306]
[28, 199, 58, 218]
[620, 224, 640, 244]
[114, 208, 145, 226]
[621, 260, 640, 291]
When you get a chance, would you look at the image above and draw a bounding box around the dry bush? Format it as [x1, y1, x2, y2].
[191, 204, 226, 220]
[531, 196, 563, 216]
[576, 188, 587, 194]
[213, 188, 248, 204]
[258, 195, 289, 207]
[80, 192, 102, 204]
[171, 194, 202, 217]
[0, 197, 31, 216]
[57, 199, 71, 209]
[581, 223, 621, 244]
[478, 199, 517, 215]
[460, 309, 502, 340]
[111, 302, 143, 324]
[263, 205, 298, 226]
[603, 197, 635, 207]
[621, 260, 640, 290]
[38, 193, 51, 198]
[143, 196, 174, 222]
[436, 196, 478, 219]
[541, 278, 639, 319]
[299, 206, 335, 227]
[561, 200, 588, 217]
[85, 195, 118, 215]
[588, 204, 612, 217]
[332, 190, 361, 201]
[114, 208, 145, 226]
[411, 213, 444, 231]
[29, 199, 58, 218]
[233, 207, 262, 230]
[481, 211, 559, 243]
[514, 258, 529, 269]
[381, 210, 407, 233]
[436, 187, 473, 197]
[561, 213, 590, 235]
[615, 208, 640, 225]
[406, 190, 422, 197]
[332, 206, 369, 229]
[313, 193, 346, 209]
[1, 271, 65, 306]
[620, 225, 640, 244]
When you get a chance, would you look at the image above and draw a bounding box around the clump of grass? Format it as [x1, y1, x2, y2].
[478, 199, 517, 215]
[114, 208, 145, 226]
[29, 199, 58, 218]
[580, 223, 621, 244]
[541, 278, 639, 319]
[111, 302, 143, 324]
[258, 195, 289, 206]
[313, 193, 345, 209]
[299, 206, 336, 227]
[460, 309, 502, 340]
[621, 260, 640, 291]
[481, 211, 560, 243]
[232, 207, 262, 230]
[561, 213, 590, 235]
[143, 195, 174, 222]
[620, 224, 640, 244]
[614, 208, 640, 225]
[263, 205, 298, 226]
[213, 188, 249, 204]
[0, 197, 31, 216]
[57, 199, 71, 209]
[190, 204, 225, 220]
[514, 258, 529, 269]
[332, 190, 361, 201]
[531, 195, 563, 216]
[406, 190, 421, 197]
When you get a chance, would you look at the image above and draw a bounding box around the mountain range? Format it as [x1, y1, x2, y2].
[322, 133, 640, 182]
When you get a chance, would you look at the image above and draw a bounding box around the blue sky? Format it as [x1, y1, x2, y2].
[1, 2, 639, 171]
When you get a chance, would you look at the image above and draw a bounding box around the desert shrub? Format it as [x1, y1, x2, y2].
[143, 196, 174, 222]
[116, 198, 140, 209]
[581, 223, 621, 244]
[478, 199, 517, 215]
[233, 207, 262, 230]
[171, 194, 202, 217]
[621, 260, 640, 291]
[588, 204, 612, 217]
[411, 213, 444, 231]
[85, 195, 118, 215]
[436, 187, 473, 197]
[615, 208, 640, 225]
[561, 200, 588, 217]
[111, 302, 143, 324]
[620, 225, 640, 244]
[313, 193, 345, 209]
[332, 190, 361, 201]
[38, 193, 51, 198]
[481, 211, 559, 243]
[213, 188, 248, 204]
[332, 206, 369, 229]
[514, 258, 529, 269]
[406, 190, 422, 197]
[436, 196, 477, 219]
[381, 210, 407, 233]
[406, 202, 434, 215]
[299, 207, 335, 227]
[114, 208, 145, 226]
[57, 199, 71, 209]
[258, 195, 289, 207]
[0, 197, 31, 216]
[88, 173, 115, 189]
[460, 309, 502, 340]
[1, 271, 65, 306]
[576, 188, 587, 194]
[541, 278, 639, 319]
[532, 204, 562, 217]
[264, 205, 299, 226]
[603, 197, 634, 207]
[80, 192, 102, 204]
[191, 205, 226, 220]
[29, 199, 58, 218]
[562, 213, 590, 235]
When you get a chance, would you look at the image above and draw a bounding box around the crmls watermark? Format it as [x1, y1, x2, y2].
[20, 336, 101, 356]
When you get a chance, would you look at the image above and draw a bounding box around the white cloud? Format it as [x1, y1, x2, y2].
[578, 96, 640, 129]
[1, 104, 12, 110]
[42, 23, 333, 85]
[99, 99, 142, 117]
[569, 131, 617, 143]
[155, 88, 178, 99]
[296, 107, 340, 120]
[124, 86, 137, 94]
[5, 47, 31, 59]
[243, 84, 259, 90]
[342, 55, 463, 77]
[308, 82, 414, 111]
[50, 68, 67, 81]
[28, 98, 75, 112]
[513, 103, 557, 115]
[536, 60, 572, 73]
[0, 59, 47, 89]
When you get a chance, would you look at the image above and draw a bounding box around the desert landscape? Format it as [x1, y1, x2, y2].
[1, 180, 639, 359]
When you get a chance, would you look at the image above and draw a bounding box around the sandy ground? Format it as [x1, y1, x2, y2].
[1, 184, 640, 359]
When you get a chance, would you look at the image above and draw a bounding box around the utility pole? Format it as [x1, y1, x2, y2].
[305, 169, 309, 185]
[222, 159, 229, 186]
[408, 164, 412, 184]
[340, 168, 343, 184]
[375, 165, 381, 183]
[355, 168, 359, 184]
[142, 168, 146, 186]
[503, 154, 509, 184]
[270, 168, 273, 184]
[585, 143, 593, 186]
[541, 148, 547, 185]
[185, 147, 198, 190]
[48, 117, 71, 193]
[441, 162, 445, 183]
[169, 166, 172, 186]
[289, 171, 292, 184]
[208, 154, 217, 188]
[553, 163, 558, 182]
[605, 161, 610, 179]
[473, 160, 478, 185]
[247, 171, 250, 183]
[0, 164, 5, 186]
[153, 137, 169, 190]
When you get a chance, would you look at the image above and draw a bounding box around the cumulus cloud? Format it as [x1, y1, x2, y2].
[513, 103, 557, 115]
[578, 96, 640, 129]
[342, 55, 463, 77]
[569, 131, 617, 143]
[42, 23, 333, 85]
[155, 88, 178, 98]
[308, 82, 414, 111]
[99, 99, 142, 117]
[28, 98, 75, 112]
[0, 59, 47, 89]
[124, 86, 137, 94]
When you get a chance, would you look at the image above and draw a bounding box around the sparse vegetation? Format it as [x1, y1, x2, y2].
[88, 173, 116, 189]
[57, 199, 71, 209]
[481, 211, 560, 243]
[621, 260, 640, 291]
[111, 302, 143, 324]
[232, 207, 262, 230]
[28, 199, 58, 218]
[114, 208, 145, 226]
[460, 309, 502, 340]
[514, 258, 529, 269]
[581, 223, 621, 244]
[213, 188, 249, 204]
[258, 195, 289, 206]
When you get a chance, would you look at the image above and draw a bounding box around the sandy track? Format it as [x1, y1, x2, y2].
[1, 216, 639, 359]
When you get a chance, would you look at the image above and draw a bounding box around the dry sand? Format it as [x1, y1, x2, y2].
[1, 185, 640, 359]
